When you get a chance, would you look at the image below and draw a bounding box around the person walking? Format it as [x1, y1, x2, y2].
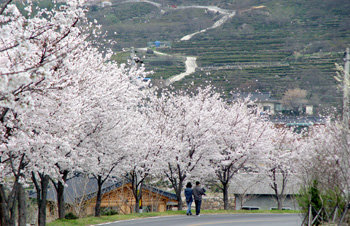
[184, 182, 193, 215]
[192, 181, 206, 216]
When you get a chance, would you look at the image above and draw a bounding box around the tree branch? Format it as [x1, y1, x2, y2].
[0, 0, 12, 15]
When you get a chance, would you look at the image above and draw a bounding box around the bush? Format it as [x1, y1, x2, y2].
[297, 180, 347, 225]
[65, 212, 78, 220]
[297, 180, 324, 225]
[101, 208, 118, 216]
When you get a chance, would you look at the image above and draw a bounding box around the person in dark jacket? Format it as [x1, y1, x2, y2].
[184, 182, 193, 215]
[192, 181, 206, 216]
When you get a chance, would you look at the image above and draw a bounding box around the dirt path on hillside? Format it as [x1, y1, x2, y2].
[121, 0, 161, 9]
[120, 0, 165, 13]
[179, 6, 236, 41]
[165, 57, 197, 85]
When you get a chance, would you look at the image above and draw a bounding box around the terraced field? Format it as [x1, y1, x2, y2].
[88, 0, 350, 113]
[159, 0, 349, 112]
[91, 3, 218, 49]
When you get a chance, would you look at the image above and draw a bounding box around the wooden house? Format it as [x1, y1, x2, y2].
[83, 182, 178, 215]
[34, 175, 177, 220]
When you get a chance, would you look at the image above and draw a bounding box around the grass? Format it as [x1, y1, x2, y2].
[110, 51, 131, 65]
[48, 209, 301, 226]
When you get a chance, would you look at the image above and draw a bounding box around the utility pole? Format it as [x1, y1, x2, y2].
[343, 48, 350, 128]
[338, 48, 350, 226]
[130, 47, 136, 67]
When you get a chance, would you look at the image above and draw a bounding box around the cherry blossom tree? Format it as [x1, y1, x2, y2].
[121, 111, 165, 213]
[76, 95, 139, 217]
[24, 78, 83, 223]
[0, 0, 88, 114]
[208, 96, 276, 210]
[0, 0, 149, 223]
[0, 135, 30, 226]
[0, 1, 89, 224]
[70, 48, 149, 216]
[1, 86, 76, 225]
[300, 120, 350, 223]
[143, 86, 222, 210]
[264, 127, 302, 210]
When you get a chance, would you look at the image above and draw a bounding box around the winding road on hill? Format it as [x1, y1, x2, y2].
[121, 1, 264, 86]
[97, 214, 302, 226]
[119, 0, 236, 85]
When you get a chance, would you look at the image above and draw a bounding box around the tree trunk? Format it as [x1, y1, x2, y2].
[95, 175, 103, 217]
[127, 170, 145, 214]
[276, 195, 282, 210]
[270, 169, 283, 210]
[0, 202, 2, 226]
[0, 184, 16, 226]
[176, 192, 183, 211]
[32, 173, 50, 226]
[57, 181, 65, 219]
[17, 184, 26, 226]
[165, 164, 186, 211]
[0, 185, 6, 226]
[133, 183, 143, 213]
[175, 179, 184, 211]
[57, 170, 68, 219]
[134, 195, 140, 213]
[0, 184, 10, 226]
[52, 170, 68, 219]
[222, 182, 229, 210]
[139, 186, 143, 212]
[38, 175, 50, 226]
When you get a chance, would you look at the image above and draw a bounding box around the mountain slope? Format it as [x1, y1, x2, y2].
[88, 0, 350, 113]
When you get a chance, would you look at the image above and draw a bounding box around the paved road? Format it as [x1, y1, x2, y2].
[97, 214, 302, 226]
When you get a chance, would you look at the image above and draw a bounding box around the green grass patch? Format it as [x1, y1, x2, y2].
[48, 210, 300, 226]
[48, 211, 185, 226]
[110, 51, 131, 65]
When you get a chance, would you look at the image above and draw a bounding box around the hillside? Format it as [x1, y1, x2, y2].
[89, 0, 350, 113]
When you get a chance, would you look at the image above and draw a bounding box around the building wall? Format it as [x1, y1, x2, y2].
[305, 105, 313, 115]
[235, 194, 300, 210]
[201, 196, 236, 210]
[257, 103, 275, 115]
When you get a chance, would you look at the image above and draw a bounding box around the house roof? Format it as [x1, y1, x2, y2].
[142, 184, 178, 201]
[229, 173, 302, 195]
[232, 92, 278, 103]
[269, 116, 326, 125]
[29, 175, 177, 204]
